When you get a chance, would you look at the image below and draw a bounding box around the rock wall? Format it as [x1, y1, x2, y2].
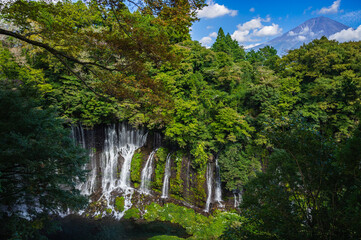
[72, 123, 237, 218]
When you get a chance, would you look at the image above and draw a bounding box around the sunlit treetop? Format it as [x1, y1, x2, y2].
[0, 0, 205, 115]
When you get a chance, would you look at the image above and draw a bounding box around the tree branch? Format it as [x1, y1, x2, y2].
[0, 28, 118, 72]
[52, 53, 112, 101]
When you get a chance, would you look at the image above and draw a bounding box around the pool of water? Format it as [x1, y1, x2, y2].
[47, 215, 189, 240]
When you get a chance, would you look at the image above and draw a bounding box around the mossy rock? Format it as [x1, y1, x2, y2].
[153, 147, 169, 190]
[131, 151, 145, 185]
[123, 207, 141, 220]
[144, 203, 242, 239]
[115, 196, 125, 212]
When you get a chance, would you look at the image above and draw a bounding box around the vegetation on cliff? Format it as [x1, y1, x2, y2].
[1, 0, 361, 239]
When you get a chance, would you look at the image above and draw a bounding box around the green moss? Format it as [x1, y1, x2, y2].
[153, 147, 169, 190]
[170, 193, 185, 202]
[106, 208, 112, 214]
[170, 151, 184, 196]
[144, 203, 242, 239]
[131, 151, 144, 186]
[188, 169, 206, 204]
[115, 196, 125, 212]
[123, 207, 141, 220]
[94, 214, 102, 220]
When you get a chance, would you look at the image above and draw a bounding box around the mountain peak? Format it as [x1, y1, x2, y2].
[252, 17, 349, 55]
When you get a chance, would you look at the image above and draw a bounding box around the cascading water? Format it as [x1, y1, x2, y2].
[140, 149, 158, 194]
[101, 123, 147, 219]
[161, 153, 172, 198]
[214, 158, 223, 207]
[204, 163, 213, 212]
[72, 125, 97, 196]
[234, 191, 242, 208]
[72, 123, 148, 219]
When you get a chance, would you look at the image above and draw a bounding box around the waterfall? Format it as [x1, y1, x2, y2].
[101, 125, 119, 193]
[72, 124, 86, 148]
[100, 123, 147, 218]
[161, 153, 172, 198]
[214, 158, 223, 207]
[117, 123, 148, 189]
[72, 125, 97, 196]
[204, 163, 213, 212]
[140, 149, 158, 194]
[234, 191, 242, 208]
[71, 123, 148, 219]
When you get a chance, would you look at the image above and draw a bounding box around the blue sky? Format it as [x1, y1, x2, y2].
[191, 0, 361, 48]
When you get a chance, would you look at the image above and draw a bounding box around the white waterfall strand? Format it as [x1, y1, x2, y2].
[101, 125, 119, 193]
[81, 147, 97, 195]
[234, 192, 242, 208]
[72, 123, 148, 220]
[214, 158, 224, 207]
[101, 123, 147, 219]
[204, 163, 213, 212]
[117, 123, 148, 188]
[72, 125, 97, 196]
[161, 153, 172, 198]
[140, 149, 158, 194]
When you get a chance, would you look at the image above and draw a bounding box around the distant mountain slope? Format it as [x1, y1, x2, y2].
[252, 16, 349, 55]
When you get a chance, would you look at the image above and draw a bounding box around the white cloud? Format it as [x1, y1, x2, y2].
[237, 18, 263, 31]
[288, 31, 296, 36]
[318, 0, 341, 14]
[243, 43, 261, 49]
[287, 27, 315, 38]
[199, 31, 218, 47]
[209, 32, 218, 38]
[299, 26, 310, 35]
[231, 30, 251, 42]
[297, 35, 307, 41]
[330, 25, 361, 42]
[199, 36, 213, 46]
[249, 7, 255, 13]
[253, 24, 282, 37]
[197, 0, 238, 19]
[231, 17, 282, 43]
[206, 26, 213, 29]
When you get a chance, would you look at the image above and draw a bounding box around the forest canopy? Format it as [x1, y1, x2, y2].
[1, 1, 361, 239]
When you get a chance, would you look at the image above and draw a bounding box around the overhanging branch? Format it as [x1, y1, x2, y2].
[0, 28, 118, 72]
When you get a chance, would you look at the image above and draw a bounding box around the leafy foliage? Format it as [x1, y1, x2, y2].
[144, 203, 242, 239]
[0, 88, 88, 239]
[218, 144, 261, 191]
[212, 28, 245, 61]
[237, 119, 361, 239]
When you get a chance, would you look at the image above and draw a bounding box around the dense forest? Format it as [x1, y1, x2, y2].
[0, 0, 361, 239]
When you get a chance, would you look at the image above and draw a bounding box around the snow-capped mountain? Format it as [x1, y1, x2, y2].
[252, 16, 349, 55]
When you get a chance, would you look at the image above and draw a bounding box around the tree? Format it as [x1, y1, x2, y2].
[230, 119, 361, 239]
[0, 0, 205, 129]
[218, 144, 261, 191]
[212, 28, 245, 61]
[279, 38, 361, 141]
[246, 46, 279, 70]
[0, 88, 88, 239]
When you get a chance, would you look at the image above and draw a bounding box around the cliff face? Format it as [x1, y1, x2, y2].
[71, 123, 236, 219]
